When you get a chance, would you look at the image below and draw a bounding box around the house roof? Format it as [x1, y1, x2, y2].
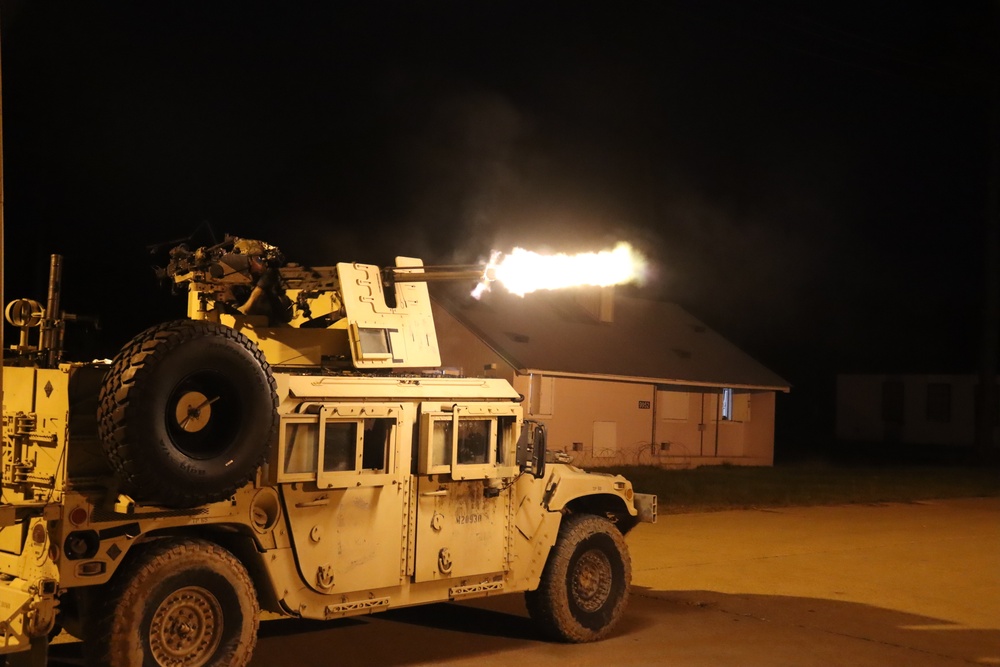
[432, 287, 791, 392]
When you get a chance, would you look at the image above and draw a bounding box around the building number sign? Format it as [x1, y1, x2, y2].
[638, 401, 651, 409]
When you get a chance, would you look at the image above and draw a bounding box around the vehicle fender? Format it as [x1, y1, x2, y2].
[540, 464, 638, 518]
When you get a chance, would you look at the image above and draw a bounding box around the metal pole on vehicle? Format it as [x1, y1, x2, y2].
[1, 11, 6, 400]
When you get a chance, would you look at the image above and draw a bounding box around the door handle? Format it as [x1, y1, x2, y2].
[295, 498, 330, 507]
[420, 490, 448, 497]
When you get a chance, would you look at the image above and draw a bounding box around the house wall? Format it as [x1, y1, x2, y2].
[653, 388, 775, 468]
[744, 391, 777, 463]
[513, 375, 655, 467]
[511, 377, 776, 469]
[836, 374, 980, 447]
[432, 302, 778, 468]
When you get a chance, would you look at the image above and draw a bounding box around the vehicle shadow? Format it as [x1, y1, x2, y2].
[46, 586, 1000, 666]
[46, 596, 540, 667]
[630, 585, 1000, 666]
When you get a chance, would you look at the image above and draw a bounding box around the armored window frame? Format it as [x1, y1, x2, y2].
[418, 402, 520, 480]
[276, 403, 397, 488]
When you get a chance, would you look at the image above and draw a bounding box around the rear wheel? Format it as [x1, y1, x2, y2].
[525, 513, 632, 642]
[98, 320, 277, 507]
[85, 538, 259, 667]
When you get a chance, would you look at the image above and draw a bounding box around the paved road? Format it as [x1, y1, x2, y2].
[49, 497, 1000, 666]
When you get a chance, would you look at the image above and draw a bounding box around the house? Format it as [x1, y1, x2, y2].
[836, 373, 989, 448]
[431, 286, 790, 468]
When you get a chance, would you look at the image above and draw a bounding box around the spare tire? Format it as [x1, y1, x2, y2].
[98, 320, 278, 508]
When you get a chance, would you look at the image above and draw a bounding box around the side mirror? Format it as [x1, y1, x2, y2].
[517, 420, 547, 479]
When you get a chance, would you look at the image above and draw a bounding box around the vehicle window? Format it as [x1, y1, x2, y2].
[285, 422, 318, 474]
[496, 416, 515, 466]
[431, 419, 452, 468]
[362, 418, 391, 472]
[323, 422, 358, 472]
[457, 419, 490, 465]
[419, 402, 521, 478]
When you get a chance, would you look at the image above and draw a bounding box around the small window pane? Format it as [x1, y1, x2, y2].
[431, 420, 452, 467]
[362, 418, 391, 472]
[496, 416, 515, 466]
[458, 419, 490, 465]
[285, 423, 318, 474]
[323, 422, 358, 472]
[721, 388, 734, 421]
[359, 328, 390, 354]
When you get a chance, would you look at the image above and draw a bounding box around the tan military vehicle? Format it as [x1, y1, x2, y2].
[0, 237, 656, 666]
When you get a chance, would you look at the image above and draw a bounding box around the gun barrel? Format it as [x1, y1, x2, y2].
[386, 265, 489, 283]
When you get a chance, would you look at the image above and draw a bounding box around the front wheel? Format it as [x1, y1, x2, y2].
[85, 538, 259, 667]
[525, 513, 632, 642]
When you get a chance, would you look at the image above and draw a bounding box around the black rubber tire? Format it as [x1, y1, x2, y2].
[98, 319, 277, 508]
[84, 537, 259, 667]
[525, 513, 632, 642]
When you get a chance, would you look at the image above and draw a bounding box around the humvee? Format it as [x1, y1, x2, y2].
[0, 237, 656, 666]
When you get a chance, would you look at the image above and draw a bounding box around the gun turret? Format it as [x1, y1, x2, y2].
[158, 237, 490, 371]
[157, 234, 646, 371]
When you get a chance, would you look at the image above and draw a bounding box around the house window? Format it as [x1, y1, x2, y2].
[925, 383, 952, 423]
[722, 388, 734, 420]
[882, 380, 904, 424]
[659, 391, 690, 421]
[720, 388, 750, 422]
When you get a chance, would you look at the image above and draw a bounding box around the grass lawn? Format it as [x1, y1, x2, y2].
[590, 463, 1000, 514]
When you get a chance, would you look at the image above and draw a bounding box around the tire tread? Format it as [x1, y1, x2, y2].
[97, 319, 277, 507]
[525, 513, 632, 643]
[84, 537, 259, 667]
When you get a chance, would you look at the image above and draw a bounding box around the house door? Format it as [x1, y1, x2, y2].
[699, 393, 720, 456]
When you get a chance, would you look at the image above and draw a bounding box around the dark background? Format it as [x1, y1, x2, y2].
[1, 1, 995, 458]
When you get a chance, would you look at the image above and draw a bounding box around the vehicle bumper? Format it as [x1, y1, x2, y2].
[633, 492, 658, 523]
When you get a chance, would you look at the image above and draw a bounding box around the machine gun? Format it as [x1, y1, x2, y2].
[158, 235, 491, 370]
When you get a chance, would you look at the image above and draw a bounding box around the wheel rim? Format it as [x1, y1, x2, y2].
[165, 371, 242, 459]
[174, 391, 215, 433]
[149, 585, 224, 667]
[570, 548, 613, 613]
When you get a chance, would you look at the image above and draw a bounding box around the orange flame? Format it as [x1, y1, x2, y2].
[472, 242, 647, 298]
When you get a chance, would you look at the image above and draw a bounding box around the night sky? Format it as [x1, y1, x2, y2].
[0, 2, 996, 446]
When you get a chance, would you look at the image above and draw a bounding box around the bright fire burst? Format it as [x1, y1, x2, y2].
[472, 242, 647, 298]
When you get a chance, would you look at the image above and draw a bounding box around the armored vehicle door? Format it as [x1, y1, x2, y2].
[413, 402, 520, 583]
[277, 403, 409, 594]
